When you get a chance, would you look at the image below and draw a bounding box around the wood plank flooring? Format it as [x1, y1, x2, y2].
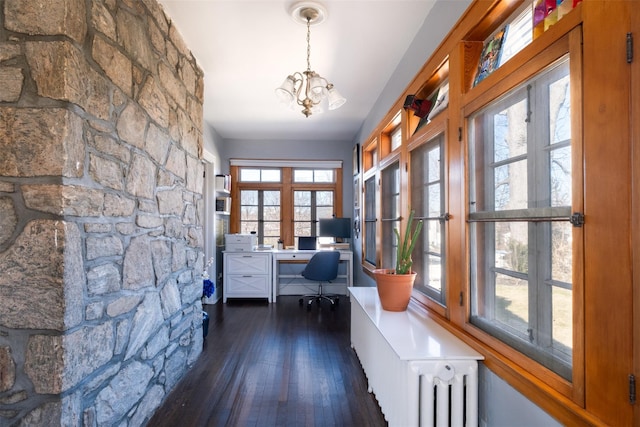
[147, 296, 387, 427]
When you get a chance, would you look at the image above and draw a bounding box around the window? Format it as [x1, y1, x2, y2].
[363, 175, 377, 266]
[410, 134, 446, 305]
[231, 162, 342, 247]
[240, 168, 281, 182]
[381, 162, 400, 270]
[468, 57, 573, 380]
[293, 169, 334, 183]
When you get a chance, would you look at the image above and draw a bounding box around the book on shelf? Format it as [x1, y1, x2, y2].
[473, 26, 508, 87]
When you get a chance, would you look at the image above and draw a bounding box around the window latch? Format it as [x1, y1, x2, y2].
[570, 212, 585, 227]
[439, 213, 451, 222]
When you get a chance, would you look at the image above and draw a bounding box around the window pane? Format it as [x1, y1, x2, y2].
[264, 191, 280, 205]
[264, 206, 280, 220]
[552, 222, 572, 284]
[391, 126, 402, 151]
[262, 169, 281, 182]
[295, 191, 311, 205]
[317, 207, 333, 219]
[493, 99, 527, 162]
[496, 222, 528, 274]
[550, 74, 571, 144]
[494, 159, 528, 210]
[550, 146, 571, 206]
[316, 191, 333, 206]
[241, 206, 258, 221]
[294, 170, 313, 182]
[295, 207, 311, 221]
[241, 222, 257, 234]
[495, 273, 529, 336]
[552, 286, 572, 356]
[240, 169, 260, 181]
[241, 190, 258, 205]
[314, 170, 333, 182]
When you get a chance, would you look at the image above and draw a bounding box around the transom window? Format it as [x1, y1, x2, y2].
[293, 169, 334, 183]
[468, 57, 573, 380]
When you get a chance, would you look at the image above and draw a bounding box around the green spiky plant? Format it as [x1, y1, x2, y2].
[393, 210, 423, 274]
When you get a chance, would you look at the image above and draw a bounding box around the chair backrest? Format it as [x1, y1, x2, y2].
[301, 251, 340, 282]
[298, 236, 317, 250]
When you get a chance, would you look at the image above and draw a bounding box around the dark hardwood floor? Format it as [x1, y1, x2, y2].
[147, 296, 387, 427]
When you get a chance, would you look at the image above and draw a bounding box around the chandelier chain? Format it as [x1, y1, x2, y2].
[306, 17, 311, 72]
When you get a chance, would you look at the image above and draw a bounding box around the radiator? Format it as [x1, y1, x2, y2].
[349, 287, 482, 427]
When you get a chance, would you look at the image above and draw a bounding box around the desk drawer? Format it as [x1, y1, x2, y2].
[224, 253, 270, 274]
[224, 275, 270, 299]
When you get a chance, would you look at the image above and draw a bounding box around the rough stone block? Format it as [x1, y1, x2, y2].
[106, 294, 143, 317]
[116, 102, 147, 149]
[91, 1, 116, 41]
[164, 144, 186, 180]
[25, 41, 110, 120]
[0, 346, 16, 392]
[86, 235, 123, 260]
[0, 220, 83, 330]
[137, 76, 169, 128]
[90, 154, 124, 191]
[123, 235, 154, 290]
[94, 361, 153, 425]
[157, 188, 183, 216]
[0, 68, 24, 102]
[0, 43, 21, 62]
[91, 134, 131, 164]
[158, 62, 186, 109]
[0, 197, 17, 247]
[87, 263, 121, 295]
[92, 36, 132, 96]
[103, 193, 135, 217]
[145, 123, 170, 165]
[4, 0, 86, 43]
[116, 8, 154, 71]
[0, 108, 84, 178]
[160, 280, 181, 319]
[124, 292, 163, 359]
[126, 153, 156, 199]
[22, 185, 104, 217]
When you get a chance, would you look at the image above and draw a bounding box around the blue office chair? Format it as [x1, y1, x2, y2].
[298, 250, 341, 310]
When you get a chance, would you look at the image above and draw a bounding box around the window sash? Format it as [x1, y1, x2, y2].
[410, 134, 446, 305]
[468, 57, 573, 380]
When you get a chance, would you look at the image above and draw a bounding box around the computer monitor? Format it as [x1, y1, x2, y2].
[319, 217, 351, 241]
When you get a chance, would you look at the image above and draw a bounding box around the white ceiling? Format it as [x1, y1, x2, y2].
[157, 0, 464, 142]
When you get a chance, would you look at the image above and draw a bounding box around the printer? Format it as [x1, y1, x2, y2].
[224, 234, 257, 252]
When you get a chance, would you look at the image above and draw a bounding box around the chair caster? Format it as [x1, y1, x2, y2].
[299, 298, 304, 306]
[307, 302, 312, 311]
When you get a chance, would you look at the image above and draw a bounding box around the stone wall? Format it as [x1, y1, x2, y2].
[0, 0, 205, 425]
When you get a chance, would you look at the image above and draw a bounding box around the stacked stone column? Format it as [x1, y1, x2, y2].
[0, 0, 205, 425]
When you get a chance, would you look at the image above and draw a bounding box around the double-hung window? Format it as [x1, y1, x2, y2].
[468, 56, 574, 380]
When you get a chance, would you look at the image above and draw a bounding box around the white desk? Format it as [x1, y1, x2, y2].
[271, 249, 353, 302]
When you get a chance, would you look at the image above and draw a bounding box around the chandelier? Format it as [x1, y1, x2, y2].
[275, 2, 346, 118]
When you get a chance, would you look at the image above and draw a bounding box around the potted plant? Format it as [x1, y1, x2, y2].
[374, 210, 423, 311]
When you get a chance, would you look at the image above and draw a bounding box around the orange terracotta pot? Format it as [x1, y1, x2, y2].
[373, 269, 416, 312]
